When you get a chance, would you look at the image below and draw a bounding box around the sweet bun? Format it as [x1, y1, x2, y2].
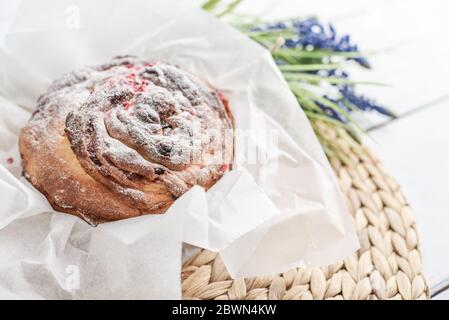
[19, 56, 234, 224]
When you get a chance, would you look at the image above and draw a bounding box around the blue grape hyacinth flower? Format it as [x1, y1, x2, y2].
[249, 17, 394, 123]
[254, 18, 371, 68]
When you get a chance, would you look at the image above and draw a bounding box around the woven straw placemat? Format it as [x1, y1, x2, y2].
[181, 123, 430, 300]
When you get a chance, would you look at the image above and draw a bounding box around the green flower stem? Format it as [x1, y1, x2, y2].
[283, 73, 387, 86]
[278, 63, 341, 72]
[202, 0, 222, 11]
[217, 0, 244, 17]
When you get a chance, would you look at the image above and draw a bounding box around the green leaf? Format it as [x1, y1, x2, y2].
[283, 72, 387, 86]
[290, 83, 353, 122]
[305, 110, 350, 129]
[217, 0, 244, 17]
[274, 48, 368, 58]
[278, 63, 341, 72]
[202, 0, 222, 11]
[247, 30, 296, 39]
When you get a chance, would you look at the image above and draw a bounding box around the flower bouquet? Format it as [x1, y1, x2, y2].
[204, 0, 395, 163]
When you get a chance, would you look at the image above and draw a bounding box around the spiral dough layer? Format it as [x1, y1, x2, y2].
[19, 56, 234, 224]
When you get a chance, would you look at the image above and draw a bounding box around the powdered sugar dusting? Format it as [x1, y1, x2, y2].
[25, 56, 233, 215]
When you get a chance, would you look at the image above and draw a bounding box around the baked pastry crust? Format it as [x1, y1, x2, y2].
[19, 56, 234, 224]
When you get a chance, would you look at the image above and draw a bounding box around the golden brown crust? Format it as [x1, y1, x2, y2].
[19, 56, 234, 224]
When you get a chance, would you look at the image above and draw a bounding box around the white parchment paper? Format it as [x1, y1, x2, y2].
[0, 0, 359, 299]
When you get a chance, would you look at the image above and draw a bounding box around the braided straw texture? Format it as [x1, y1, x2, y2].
[181, 123, 429, 300]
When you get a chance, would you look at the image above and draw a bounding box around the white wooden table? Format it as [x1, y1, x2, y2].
[234, 0, 449, 299]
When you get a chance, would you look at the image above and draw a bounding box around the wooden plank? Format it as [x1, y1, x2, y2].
[433, 285, 449, 300]
[334, 0, 449, 128]
[368, 100, 449, 289]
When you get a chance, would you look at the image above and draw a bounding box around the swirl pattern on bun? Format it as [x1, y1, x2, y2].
[19, 56, 234, 224]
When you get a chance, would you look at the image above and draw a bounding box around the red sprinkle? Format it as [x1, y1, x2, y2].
[220, 164, 229, 172]
[6, 157, 13, 165]
[125, 63, 133, 69]
[144, 63, 155, 67]
[124, 73, 148, 92]
[123, 101, 132, 110]
[135, 82, 147, 92]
